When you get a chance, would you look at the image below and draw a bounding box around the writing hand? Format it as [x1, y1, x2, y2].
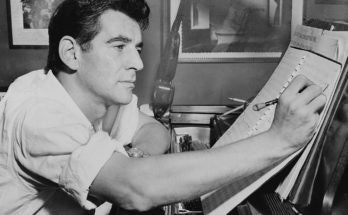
[270, 75, 327, 151]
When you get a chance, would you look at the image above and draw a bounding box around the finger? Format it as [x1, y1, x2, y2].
[307, 93, 327, 114]
[297, 84, 324, 105]
[283, 75, 314, 97]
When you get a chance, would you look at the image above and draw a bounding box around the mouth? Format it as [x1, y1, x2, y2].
[119, 81, 135, 89]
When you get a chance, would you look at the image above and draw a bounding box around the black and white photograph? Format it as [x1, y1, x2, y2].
[2, 0, 348, 215]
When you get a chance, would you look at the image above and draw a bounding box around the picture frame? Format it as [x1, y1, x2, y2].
[164, 0, 303, 63]
[6, 0, 64, 48]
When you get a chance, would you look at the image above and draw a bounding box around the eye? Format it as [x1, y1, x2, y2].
[114, 44, 126, 51]
[136, 47, 142, 54]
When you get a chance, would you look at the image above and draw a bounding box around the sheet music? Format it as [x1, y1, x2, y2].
[201, 25, 344, 215]
[276, 28, 348, 201]
[275, 57, 341, 200]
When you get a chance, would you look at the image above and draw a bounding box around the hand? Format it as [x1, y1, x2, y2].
[270, 75, 326, 151]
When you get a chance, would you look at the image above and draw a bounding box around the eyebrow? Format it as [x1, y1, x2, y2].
[106, 36, 143, 48]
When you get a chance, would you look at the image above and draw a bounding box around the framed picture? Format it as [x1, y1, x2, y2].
[6, 0, 64, 48]
[165, 0, 303, 62]
[316, 0, 348, 4]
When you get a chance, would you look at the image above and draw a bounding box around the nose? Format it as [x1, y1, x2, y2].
[126, 48, 144, 72]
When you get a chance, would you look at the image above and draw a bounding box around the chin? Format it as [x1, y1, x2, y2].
[115, 95, 133, 105]
[108, 88, 133, 105]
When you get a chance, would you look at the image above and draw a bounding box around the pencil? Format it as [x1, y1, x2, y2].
[228, 97, 246, 103]
[252, 83, 329, 111]
[252, 98, 279, 111]
[220, 105, 244, 117]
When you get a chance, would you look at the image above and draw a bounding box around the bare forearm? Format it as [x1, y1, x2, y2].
[91, 129, 294, 210]
[132, 130, 293, 204]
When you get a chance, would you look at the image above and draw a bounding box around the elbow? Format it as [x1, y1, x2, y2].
[123, 193, 158, 212]
[126, 195, 155, 212]
[118, 180, 162, 212]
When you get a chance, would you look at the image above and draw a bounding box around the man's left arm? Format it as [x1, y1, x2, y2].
[131, 112, 171, 155]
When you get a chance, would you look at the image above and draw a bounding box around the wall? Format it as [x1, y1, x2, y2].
[173, 63, 276, 105]
[0, 0, 278, 106]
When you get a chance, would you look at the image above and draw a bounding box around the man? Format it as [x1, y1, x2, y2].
[0, 0, 326, 214]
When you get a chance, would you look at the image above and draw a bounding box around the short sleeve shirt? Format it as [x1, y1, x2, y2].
[0, 70, 139, 214]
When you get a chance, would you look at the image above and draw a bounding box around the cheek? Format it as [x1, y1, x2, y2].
[81, 48, 114, 68]
[98, 53, 124, 75]
[96, 68, 124, 90]
[79, 50, 125, 85]
[84, 57, 117, 77]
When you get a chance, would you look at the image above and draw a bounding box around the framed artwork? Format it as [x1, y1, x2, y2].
[6, 0, 64, 48]
[165, 0, 303, 62]
[315, 0, 348, 4]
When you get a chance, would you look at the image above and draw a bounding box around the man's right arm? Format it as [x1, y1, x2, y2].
[89, 75, 326, 211]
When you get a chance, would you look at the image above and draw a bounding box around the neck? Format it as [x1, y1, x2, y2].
[57, 72, 107, 124]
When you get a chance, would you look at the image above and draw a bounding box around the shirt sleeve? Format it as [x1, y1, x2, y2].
[12, 99, 126, 210]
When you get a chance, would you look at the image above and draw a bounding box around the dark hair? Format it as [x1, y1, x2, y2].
[45, 0, 150, 75]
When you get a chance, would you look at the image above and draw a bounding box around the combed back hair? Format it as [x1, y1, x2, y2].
[45, 0, 150, 75]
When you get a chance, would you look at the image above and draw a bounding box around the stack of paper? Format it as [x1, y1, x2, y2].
[200, 25, 348, 215]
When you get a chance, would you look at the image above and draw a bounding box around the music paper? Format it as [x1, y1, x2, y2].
[201, 25, 345, 215]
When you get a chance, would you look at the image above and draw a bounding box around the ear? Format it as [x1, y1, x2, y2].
[58, 36, 80, 70]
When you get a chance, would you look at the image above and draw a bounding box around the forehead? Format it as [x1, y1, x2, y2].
[98, 10, 142, 42]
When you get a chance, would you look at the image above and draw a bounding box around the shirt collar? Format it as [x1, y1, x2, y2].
[43, 70, 93, 129]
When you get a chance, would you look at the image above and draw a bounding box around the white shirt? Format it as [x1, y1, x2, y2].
[0, 70, 139, 214]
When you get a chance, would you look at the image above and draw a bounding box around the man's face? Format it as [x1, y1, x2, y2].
[76, 10, 143, 106]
